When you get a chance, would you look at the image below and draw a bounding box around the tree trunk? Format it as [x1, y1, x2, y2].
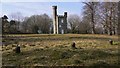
[91, 2, 95, 34]
[108, 3, 113, 36]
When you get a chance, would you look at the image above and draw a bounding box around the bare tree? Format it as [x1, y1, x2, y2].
[80, 16, 91, 34]
[97, 2, 118, 35]
[21, 14, 51, 34]
[1, 15, 9, 34]
[68, 14, 81, 33]
[118, 1, 120, 35]
[82, 2, 118, 35]
[9, 20, 19, 33]
[9, 12, 24, 31]
[83, 2, 98, 34]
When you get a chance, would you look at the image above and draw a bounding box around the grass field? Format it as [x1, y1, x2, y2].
[1, 34, 120, 67]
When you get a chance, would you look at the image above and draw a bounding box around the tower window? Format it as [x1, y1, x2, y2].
[61, 19, 64, 23]
[61, 29, 64, 34]
[59, 25, 61, 27]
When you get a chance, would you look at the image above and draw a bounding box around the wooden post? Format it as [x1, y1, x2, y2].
[15, 45, 21, 53]
[109, 40, 113, 45]
[71, 42, 77, 49]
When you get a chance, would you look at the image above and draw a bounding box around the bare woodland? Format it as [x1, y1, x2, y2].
[1, 2, 119, 35]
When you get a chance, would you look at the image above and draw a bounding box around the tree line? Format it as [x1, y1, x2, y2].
[68, 2, 119, 35]
[1, 2, 119, 35]
[1, 14, 52, 34]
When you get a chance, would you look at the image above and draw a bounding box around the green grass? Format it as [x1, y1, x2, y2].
[2, 34, 119, 66]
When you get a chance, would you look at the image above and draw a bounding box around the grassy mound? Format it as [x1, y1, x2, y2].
[2, 34, 119, 66]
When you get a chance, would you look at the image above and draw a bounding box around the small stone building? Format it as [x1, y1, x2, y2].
[52, 6, 67, 34]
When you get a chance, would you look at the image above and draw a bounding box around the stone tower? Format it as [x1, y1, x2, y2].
[52, 6, 67, 34]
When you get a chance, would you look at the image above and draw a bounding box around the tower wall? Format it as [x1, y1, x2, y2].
[64, 12, 67, 34]
[52, 6, 57, 34]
